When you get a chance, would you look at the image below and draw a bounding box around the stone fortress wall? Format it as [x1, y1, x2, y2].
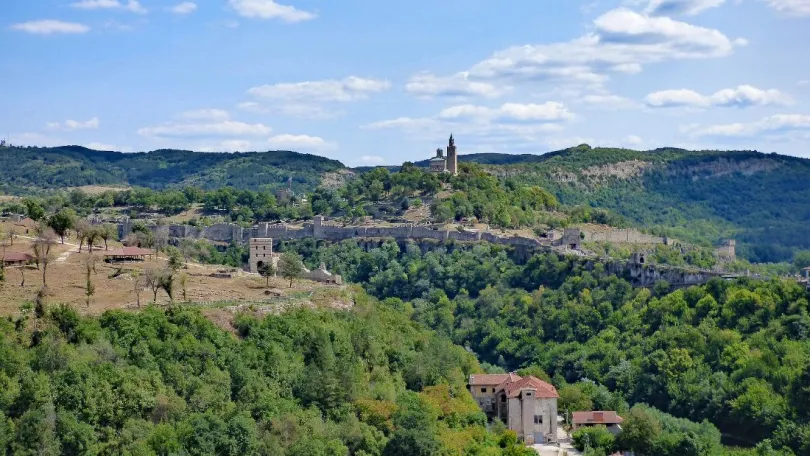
[119, 216, 551, 251]
[115, 217, 726, 288]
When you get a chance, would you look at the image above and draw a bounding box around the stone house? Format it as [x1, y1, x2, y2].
[572, 411, 624, 435]
[468, 373, 559, 444]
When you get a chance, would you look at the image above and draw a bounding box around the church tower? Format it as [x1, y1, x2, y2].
[447, 134, 458, 175]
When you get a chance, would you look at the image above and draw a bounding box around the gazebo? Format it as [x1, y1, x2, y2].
[103, 246, 155, 262]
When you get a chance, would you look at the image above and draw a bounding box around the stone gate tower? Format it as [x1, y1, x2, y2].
[447, 134, 458, 176]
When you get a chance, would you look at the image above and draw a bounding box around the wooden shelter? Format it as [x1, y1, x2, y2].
[103, 246, 155, 262]
[1, 252, 34, 267]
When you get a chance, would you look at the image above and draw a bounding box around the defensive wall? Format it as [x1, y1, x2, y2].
[116, 217, 724, 288]
[119, 216, 548, 251]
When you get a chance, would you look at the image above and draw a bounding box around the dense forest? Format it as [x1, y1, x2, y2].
[273, 238, 810, 455]
[499, 145, 810, 263]
[0, 146, 342, 194]
[0, 294, 547, 456]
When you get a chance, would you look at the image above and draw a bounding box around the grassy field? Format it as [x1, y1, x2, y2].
[0, 222, 351, 320]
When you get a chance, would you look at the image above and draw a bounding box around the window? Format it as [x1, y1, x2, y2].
[480, 388, 487, 393]
[534, 415, 543, 424]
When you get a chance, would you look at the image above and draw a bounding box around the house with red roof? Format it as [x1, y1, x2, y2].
[572, 411, 624, 435]
[1, 252, 34, 267]
[468, 373, 559, 445]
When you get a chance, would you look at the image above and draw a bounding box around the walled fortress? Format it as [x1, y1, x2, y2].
[119, 216, 550, 252]
[113, 217, 731, 288]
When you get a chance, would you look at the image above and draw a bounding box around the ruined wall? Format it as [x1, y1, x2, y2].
[118, 216, 721, 289]
[585, 228, 667, 245]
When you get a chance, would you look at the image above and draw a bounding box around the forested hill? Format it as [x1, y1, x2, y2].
[0, 146, 344, 194]
[464, 145, 810, 263]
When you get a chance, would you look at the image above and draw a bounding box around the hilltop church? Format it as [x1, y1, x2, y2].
[429, 134, 458, 175]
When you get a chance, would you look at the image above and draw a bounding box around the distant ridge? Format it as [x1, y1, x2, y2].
[0, 146, 344, 194]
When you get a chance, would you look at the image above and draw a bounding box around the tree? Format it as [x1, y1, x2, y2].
[22, 198, 45, 221]
[616, 406, 661, 455]
[154, 225, 169, 253]
[47, 208, 77, 244]
[258, 261, 276, 287]
[84, 255, 97, 307]
[74, 220, 91, 253]
[32, 225, 57, 287]
[572, 426, 616, 454]
[166, 246, 183, 271]
[99, 224, 117, 250]
[144, 266, 165, 302]
[179, 273, 188, 302]
[279, 251, 304, 288]
[85, 226, 100, 253]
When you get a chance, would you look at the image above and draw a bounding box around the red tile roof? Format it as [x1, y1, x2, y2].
[572, 411, 624, 426]
[2, 252, 34, 262]
[496, 375, 559, 399]
[469, 373, 516, 387]
[104, 247, 154, 257]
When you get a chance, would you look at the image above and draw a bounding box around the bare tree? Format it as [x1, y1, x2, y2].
[32, 225, 57, 287]
[6, 226, 15, 247]
[144, 266, 164, 303]
[153, 225, 169, 254]
[74, 220, 91, 252]
[133, 272, 143, 308]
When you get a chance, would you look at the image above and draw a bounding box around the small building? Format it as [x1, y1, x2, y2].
[572, 411, 624, 435]
[468, 373, 559, 445]
[103, 246, 155, 262]
[803, 266, 810, 280]
[2, 252, 34, 267]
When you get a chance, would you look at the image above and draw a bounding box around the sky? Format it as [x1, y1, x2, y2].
[3, 0, 810, 165]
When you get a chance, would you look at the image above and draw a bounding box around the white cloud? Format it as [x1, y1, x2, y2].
[581, 93, 639, 109]
[71, 0, 147, 14]
[623, 134, 644, 145]
[438, 102, 574, 122]
[237, 102, 344, 120]
[84, 142, 133, 152]
[363, 102, 572, 144]
[267, 134, 334, 150]
[228, 0, 316, 22]
[645, 0, 726, 16]
[248, 77, 390, 102]
[360, 155, 386, 164]
[467, 8, 742, 88]
[799, 79, 810, 86]
[761, 0, 810, 16]
[47, 117, 100, 131]
[138, 120, 272, 138]
[170, 2, 197, 14]
[178, 108, 230, 120]
[645, 84, 793, 108]
[405, 72, 508, 98]
[689, 114, 810, 137]
[197, 140, 254, 152]
[11, 20, 90, 35]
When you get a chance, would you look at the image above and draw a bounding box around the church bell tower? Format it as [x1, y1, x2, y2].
[447, 134, 458, 176]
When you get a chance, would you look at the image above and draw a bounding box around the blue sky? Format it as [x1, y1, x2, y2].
[4, 0, 810, 165]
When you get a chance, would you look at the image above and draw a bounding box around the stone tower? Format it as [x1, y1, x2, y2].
[447, 134, 458, 176]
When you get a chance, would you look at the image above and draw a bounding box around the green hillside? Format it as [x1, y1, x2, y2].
[0, 146, 344, 194]
[468, 145, 810, 263]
